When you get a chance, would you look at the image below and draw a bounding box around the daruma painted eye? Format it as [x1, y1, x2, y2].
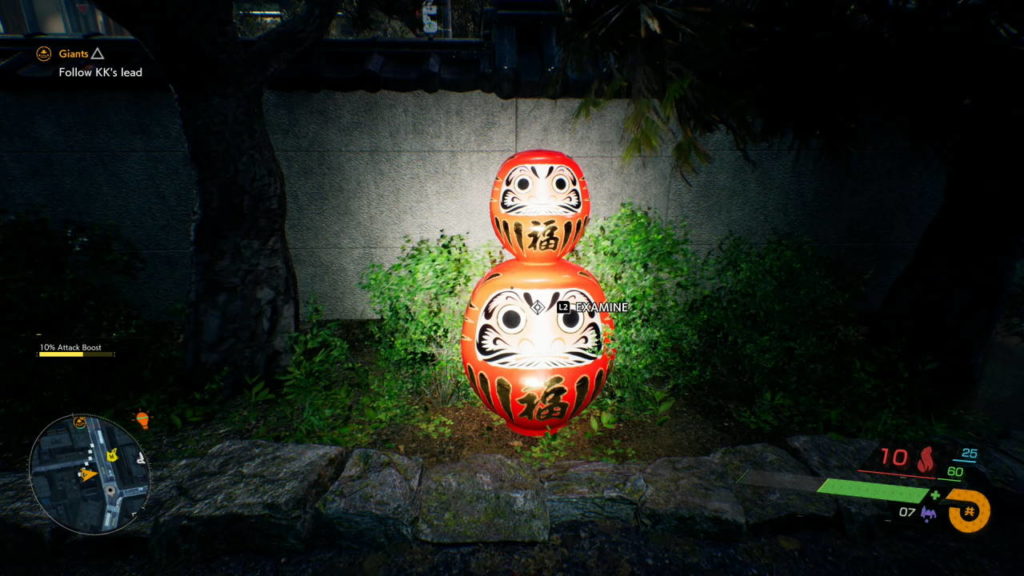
[498, 306, 525, 334]
[557, 309, 582, 333]
[516, 176, 531, 191]
[553, 176, 568, 191]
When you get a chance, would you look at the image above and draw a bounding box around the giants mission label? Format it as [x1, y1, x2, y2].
[34, 45, 145, 80]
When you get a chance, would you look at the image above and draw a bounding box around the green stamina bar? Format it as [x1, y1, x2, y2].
[817, 478, 929, 504]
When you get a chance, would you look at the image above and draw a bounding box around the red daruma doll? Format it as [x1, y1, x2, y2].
[489, 149, 591, 263]
[462, 150, 615, 436]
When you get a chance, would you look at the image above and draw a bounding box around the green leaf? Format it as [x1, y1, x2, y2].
[657, 398, 675, 415]
[601, 411, 617, 429]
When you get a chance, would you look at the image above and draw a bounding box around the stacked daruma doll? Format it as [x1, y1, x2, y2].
[461, 150, 615, 436]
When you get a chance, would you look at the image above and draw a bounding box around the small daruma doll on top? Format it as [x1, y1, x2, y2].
[490, 150, 591, 263]
[462, 150, 615, 436]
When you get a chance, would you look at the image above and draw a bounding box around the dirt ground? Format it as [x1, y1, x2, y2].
[136, 388, 747, 470]
[340, 318, 750, 466]
[372, 396, 747, 466]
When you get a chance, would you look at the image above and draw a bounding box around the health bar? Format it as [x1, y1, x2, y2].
[737, 472, 930, 504]
[817, 478, 929, 504]
[38, 351, 115, 357]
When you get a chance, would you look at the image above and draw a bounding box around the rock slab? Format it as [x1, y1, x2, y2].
[977, 431, 1024, 495]
[414, 454, 548, 543]
[151, 440, 346, 557]
[640, 456, 745, 537]
[0, 472, 62, 554]
[318, 448, 422, 544]
[712, 443, 836, 528]
[540, 460, 646, 527]
[787, 435, 888, 536]
[114, 457, 195, 540]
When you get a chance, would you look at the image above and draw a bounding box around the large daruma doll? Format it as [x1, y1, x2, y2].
[461, 259, 614, 436]
[462, 150, 615, 436]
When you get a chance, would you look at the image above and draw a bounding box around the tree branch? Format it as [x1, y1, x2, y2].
[249, 0, 341, 76]
[92, 0, 238, 79]
[90, 0, 173, 45]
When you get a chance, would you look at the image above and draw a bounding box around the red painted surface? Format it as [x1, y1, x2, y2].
[464, 150, 614, 436]
[489, 149, 591, 263]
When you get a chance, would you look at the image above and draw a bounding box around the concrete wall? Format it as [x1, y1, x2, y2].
[0, 89, 944, 319]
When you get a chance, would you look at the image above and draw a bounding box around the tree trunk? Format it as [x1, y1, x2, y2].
[88, 0, 339, 393]
[176, 78, 299, 390]
[877, 116, 1024, 414]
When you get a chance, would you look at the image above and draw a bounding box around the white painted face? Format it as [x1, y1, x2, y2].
[475, 288, 602, 368]
[499, 164, 583, 216]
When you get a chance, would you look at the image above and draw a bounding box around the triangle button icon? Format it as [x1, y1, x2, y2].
[91, 47, 105, 61]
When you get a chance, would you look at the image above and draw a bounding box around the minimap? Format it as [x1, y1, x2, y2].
[29, 414, 150, 534]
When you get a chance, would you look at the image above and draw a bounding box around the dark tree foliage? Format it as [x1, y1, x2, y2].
[91, 0, 341, 392]
[561, 0, 1024, 413]
[562, 0, 1022, 164]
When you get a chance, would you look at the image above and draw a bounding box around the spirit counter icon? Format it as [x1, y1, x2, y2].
[920, 506, 937, 523]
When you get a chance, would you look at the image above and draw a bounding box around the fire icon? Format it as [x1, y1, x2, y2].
[916, 445, 935, 474]
[135, 411, 150, 431]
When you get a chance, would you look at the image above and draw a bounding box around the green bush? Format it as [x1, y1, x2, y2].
[358, 207, 921, 439]
[362, 232, 499, 404]
[684, 236, 899, 434]
[251, 301, 409, 446]
[569, 206, 914, 436]
[279, 301, 354, 400]
[569, 204, 701, 415]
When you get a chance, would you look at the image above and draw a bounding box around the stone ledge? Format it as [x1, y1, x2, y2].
[3, 433, 1018, 555]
